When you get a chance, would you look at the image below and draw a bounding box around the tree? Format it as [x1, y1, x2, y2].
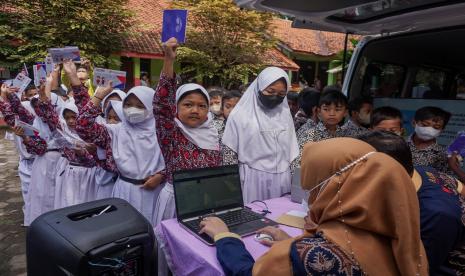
[1, 0, 135, 67]
[174, 0, 275, 88]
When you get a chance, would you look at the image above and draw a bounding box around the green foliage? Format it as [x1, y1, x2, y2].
[1, 0, 135, 68]
[174, 0, 275, 88]
[333, 37, 359, 68]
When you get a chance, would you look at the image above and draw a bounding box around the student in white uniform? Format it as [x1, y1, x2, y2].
[53, 101, 98, 209]
[94, 100, 125, 199]
[222, 67, 299, 203]
[76, 84, 166, 224]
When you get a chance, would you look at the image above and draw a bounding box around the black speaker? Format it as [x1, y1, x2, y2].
[27, 198, 155, 276]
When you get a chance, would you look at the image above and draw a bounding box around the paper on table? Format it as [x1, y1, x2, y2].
[276, 210, 306, 229]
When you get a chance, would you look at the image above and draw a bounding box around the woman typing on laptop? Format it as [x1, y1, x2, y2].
[199, 138, 428, 276]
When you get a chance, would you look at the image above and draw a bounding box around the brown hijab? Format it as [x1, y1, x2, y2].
[253, 138, 428, 276]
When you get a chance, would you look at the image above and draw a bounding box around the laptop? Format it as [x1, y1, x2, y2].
[173, 165, 278, 245]
[290, 168, 308, 203]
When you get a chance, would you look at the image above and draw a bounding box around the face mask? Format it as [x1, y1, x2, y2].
[358, 112, 371, 125]
[123, 107, 148, 124]
[415, 125, 441, 141]
[258, 91, 285, 109]
[210, 104, 221, 115]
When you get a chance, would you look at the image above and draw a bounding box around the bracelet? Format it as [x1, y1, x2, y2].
[94, 95, 103, 101]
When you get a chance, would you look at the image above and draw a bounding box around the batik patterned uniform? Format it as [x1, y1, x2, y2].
[407, 136, 450, 174]
[342, 119, 368, 138]
[292, 121, 347, 172]
[294, 109, 309, 131]
[153, 73, 222, 223]
[0, 94, 41, 224]
[33, 97, 98, 209]
[212, 117, 238, 165]
[216, 232, 363, 276]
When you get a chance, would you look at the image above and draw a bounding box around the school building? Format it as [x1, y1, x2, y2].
[114, 0, 351, 90]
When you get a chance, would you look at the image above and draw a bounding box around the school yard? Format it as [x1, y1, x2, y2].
[0, 131, 27, 275]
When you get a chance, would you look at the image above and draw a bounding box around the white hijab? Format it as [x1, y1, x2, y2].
[104, 100, 124, 122]
[101, 89, 126, 109]
[174, 83, 219, 151]
[222, 67, 299, 173]
[59, 101, 85, 144]
[108, 86, 165, 179]
[50, 93, 75, 116]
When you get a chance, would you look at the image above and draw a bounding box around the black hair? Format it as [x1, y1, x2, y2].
[358, 131, 414, 176]
[371, 106, 403, 128]
[318, 88, 348, 108]
[298, 88, 320, 117]
[287, 91, 299, 102]
[178, 89, 208, 104]
[207, 87, 224, 99]
[25, 84, 36, 92]
[222, 90, 242, 105]
[348, 97, 373, 116]
[140, 71, 149, 78]
[414, 106, 451, 128]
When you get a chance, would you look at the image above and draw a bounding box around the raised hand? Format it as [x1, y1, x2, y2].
[163, 37, 178, 61]
[91, 80, 113, 107]
[63, 59, 81, 86]
[162, 37, 178, 78]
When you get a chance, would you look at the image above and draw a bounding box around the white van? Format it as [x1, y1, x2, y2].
[235, 0, 465, 146]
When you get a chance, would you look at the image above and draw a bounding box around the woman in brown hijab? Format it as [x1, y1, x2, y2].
[200, 138, 428, 275]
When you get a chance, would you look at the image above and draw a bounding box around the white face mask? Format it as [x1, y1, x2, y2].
[123, 107, 148, 124]
[210, 104, 221, 115]
[415, 125, 441, 141]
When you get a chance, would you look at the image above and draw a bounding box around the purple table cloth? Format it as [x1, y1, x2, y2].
[155, 196, 304, 276]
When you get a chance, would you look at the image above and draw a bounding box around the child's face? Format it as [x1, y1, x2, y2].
[77, 68, 89, 82]
[373, 119, 403, 135]
[123, 94, 145, 109]
[222, 97, 240, 119]
[413, 118, 445, 130]
[287, 99, 299, 117]
[210, 95, 222, 106]
[63, 110, 77, 130]
[106, 108, 120, 124]
[177, 92, 209, 128]
[103, 95, 122, 111]
[23, 88, 38, 101]
[319, 103, 347, 126]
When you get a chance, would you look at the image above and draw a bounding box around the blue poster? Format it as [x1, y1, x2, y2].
[162, 10, 188, 43]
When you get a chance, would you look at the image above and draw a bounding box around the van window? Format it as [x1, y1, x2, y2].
[355, 59, 406, 98]
[411, 67, 447, 99]
[331, 0, 445, 22]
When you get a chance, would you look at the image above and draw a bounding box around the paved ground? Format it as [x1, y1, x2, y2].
[0, 132, 27, 276]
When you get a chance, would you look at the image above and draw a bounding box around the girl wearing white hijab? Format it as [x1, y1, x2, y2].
[95, 89, 126, 124]
[152, 38, 222, 276]
[76, 83, 166, 224]
[93, 100, 125, 199]
[152, 38, 222, 226]
[222, 67, 299, 203]
[0, 86, 38, 225]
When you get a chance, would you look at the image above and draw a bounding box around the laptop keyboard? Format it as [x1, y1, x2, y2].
[184, 209, 263, 233]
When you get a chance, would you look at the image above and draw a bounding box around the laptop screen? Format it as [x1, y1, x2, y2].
[174, 165, 243, 218]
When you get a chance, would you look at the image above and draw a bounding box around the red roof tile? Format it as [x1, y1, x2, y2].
[264, 48, 299, 71]
[120, 0, 169, 56]
[271, 18, 353, 56]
